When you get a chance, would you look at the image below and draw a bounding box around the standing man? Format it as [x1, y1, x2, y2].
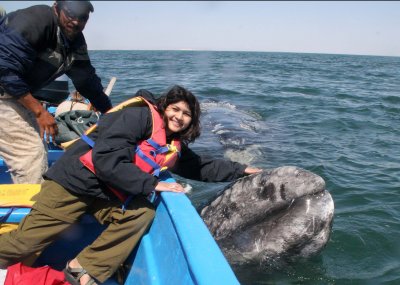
[0, 1, 112, 184]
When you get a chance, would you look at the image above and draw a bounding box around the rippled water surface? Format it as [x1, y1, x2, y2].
[90, 51, 400, 284]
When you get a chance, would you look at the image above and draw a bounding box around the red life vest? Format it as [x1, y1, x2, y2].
[79, 97, 181, 202]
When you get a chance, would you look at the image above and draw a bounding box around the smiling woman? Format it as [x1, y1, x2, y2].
[164, 102, 192, 135]
[156, 85, 201, 143]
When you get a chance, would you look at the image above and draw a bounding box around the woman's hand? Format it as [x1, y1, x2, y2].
[155, 181, 186, 193]
[244, 167, 263, 175]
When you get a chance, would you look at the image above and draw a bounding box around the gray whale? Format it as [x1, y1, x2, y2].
[200, 166, 334, 265]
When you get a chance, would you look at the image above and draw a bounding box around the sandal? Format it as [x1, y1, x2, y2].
[63, 261, 97, 285]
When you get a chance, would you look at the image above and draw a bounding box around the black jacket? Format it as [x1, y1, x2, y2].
[0, 5, 111, 112]
[45, 97, 247, 200]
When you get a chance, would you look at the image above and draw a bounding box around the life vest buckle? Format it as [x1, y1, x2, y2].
[167, 144, 178, 153]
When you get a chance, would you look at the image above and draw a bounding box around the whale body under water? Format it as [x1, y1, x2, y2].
[199, 166, 334, 266]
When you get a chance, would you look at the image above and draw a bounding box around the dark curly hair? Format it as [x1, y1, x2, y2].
[156, 85, 201, 144]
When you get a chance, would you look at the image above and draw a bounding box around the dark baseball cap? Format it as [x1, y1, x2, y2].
[56, 1, 94, 14]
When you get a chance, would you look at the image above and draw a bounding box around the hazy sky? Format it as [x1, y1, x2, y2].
[1, 1, 399, 57]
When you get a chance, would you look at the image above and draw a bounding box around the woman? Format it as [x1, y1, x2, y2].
[0, 85, 261, 285]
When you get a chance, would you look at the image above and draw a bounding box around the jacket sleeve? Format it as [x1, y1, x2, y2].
[66, 60, 112, 113]
[91, 107, 158, 196]
[0, 6, 55, 98]
[170, 144, 247, 182]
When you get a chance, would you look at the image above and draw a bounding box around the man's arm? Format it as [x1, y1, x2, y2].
[66, 61, 112, 113]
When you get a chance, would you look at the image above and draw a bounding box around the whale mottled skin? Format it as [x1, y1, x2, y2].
[199, 166, 334, 265]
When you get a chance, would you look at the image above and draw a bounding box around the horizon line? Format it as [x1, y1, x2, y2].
[88, 49, 400, 58]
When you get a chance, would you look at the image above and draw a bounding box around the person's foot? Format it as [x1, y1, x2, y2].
[64, 258, 97, 285]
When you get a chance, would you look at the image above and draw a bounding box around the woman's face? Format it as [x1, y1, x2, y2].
[164, 101, 192, 135]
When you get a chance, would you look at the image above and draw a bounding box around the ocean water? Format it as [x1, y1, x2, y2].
[89, 50, 400, 284]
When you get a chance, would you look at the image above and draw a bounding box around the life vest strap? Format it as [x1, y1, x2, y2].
[150, 146, 170, 156]
[81, 134, 95, 148]
[135, 147, 162, 177]
[147, 138, 180, 157]
[146, 138, 162, 150]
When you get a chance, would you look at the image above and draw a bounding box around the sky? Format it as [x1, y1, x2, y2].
[1, 1, 399, 57]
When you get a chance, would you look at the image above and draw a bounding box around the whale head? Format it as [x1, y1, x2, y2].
[200, 166, 334, 265]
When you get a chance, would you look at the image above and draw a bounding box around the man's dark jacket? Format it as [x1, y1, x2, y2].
[45, 91, 247, 200]
[0, 5, 111, 112]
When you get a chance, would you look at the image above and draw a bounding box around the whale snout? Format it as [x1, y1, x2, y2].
[200, 166, 334, 266]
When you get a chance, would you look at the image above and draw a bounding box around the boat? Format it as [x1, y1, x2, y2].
[0, 79, 240, 284]
[0, 178, 240, 284]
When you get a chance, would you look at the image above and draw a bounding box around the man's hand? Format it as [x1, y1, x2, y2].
[36, 109, 58, 143]
[18, 93, 58, 143]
